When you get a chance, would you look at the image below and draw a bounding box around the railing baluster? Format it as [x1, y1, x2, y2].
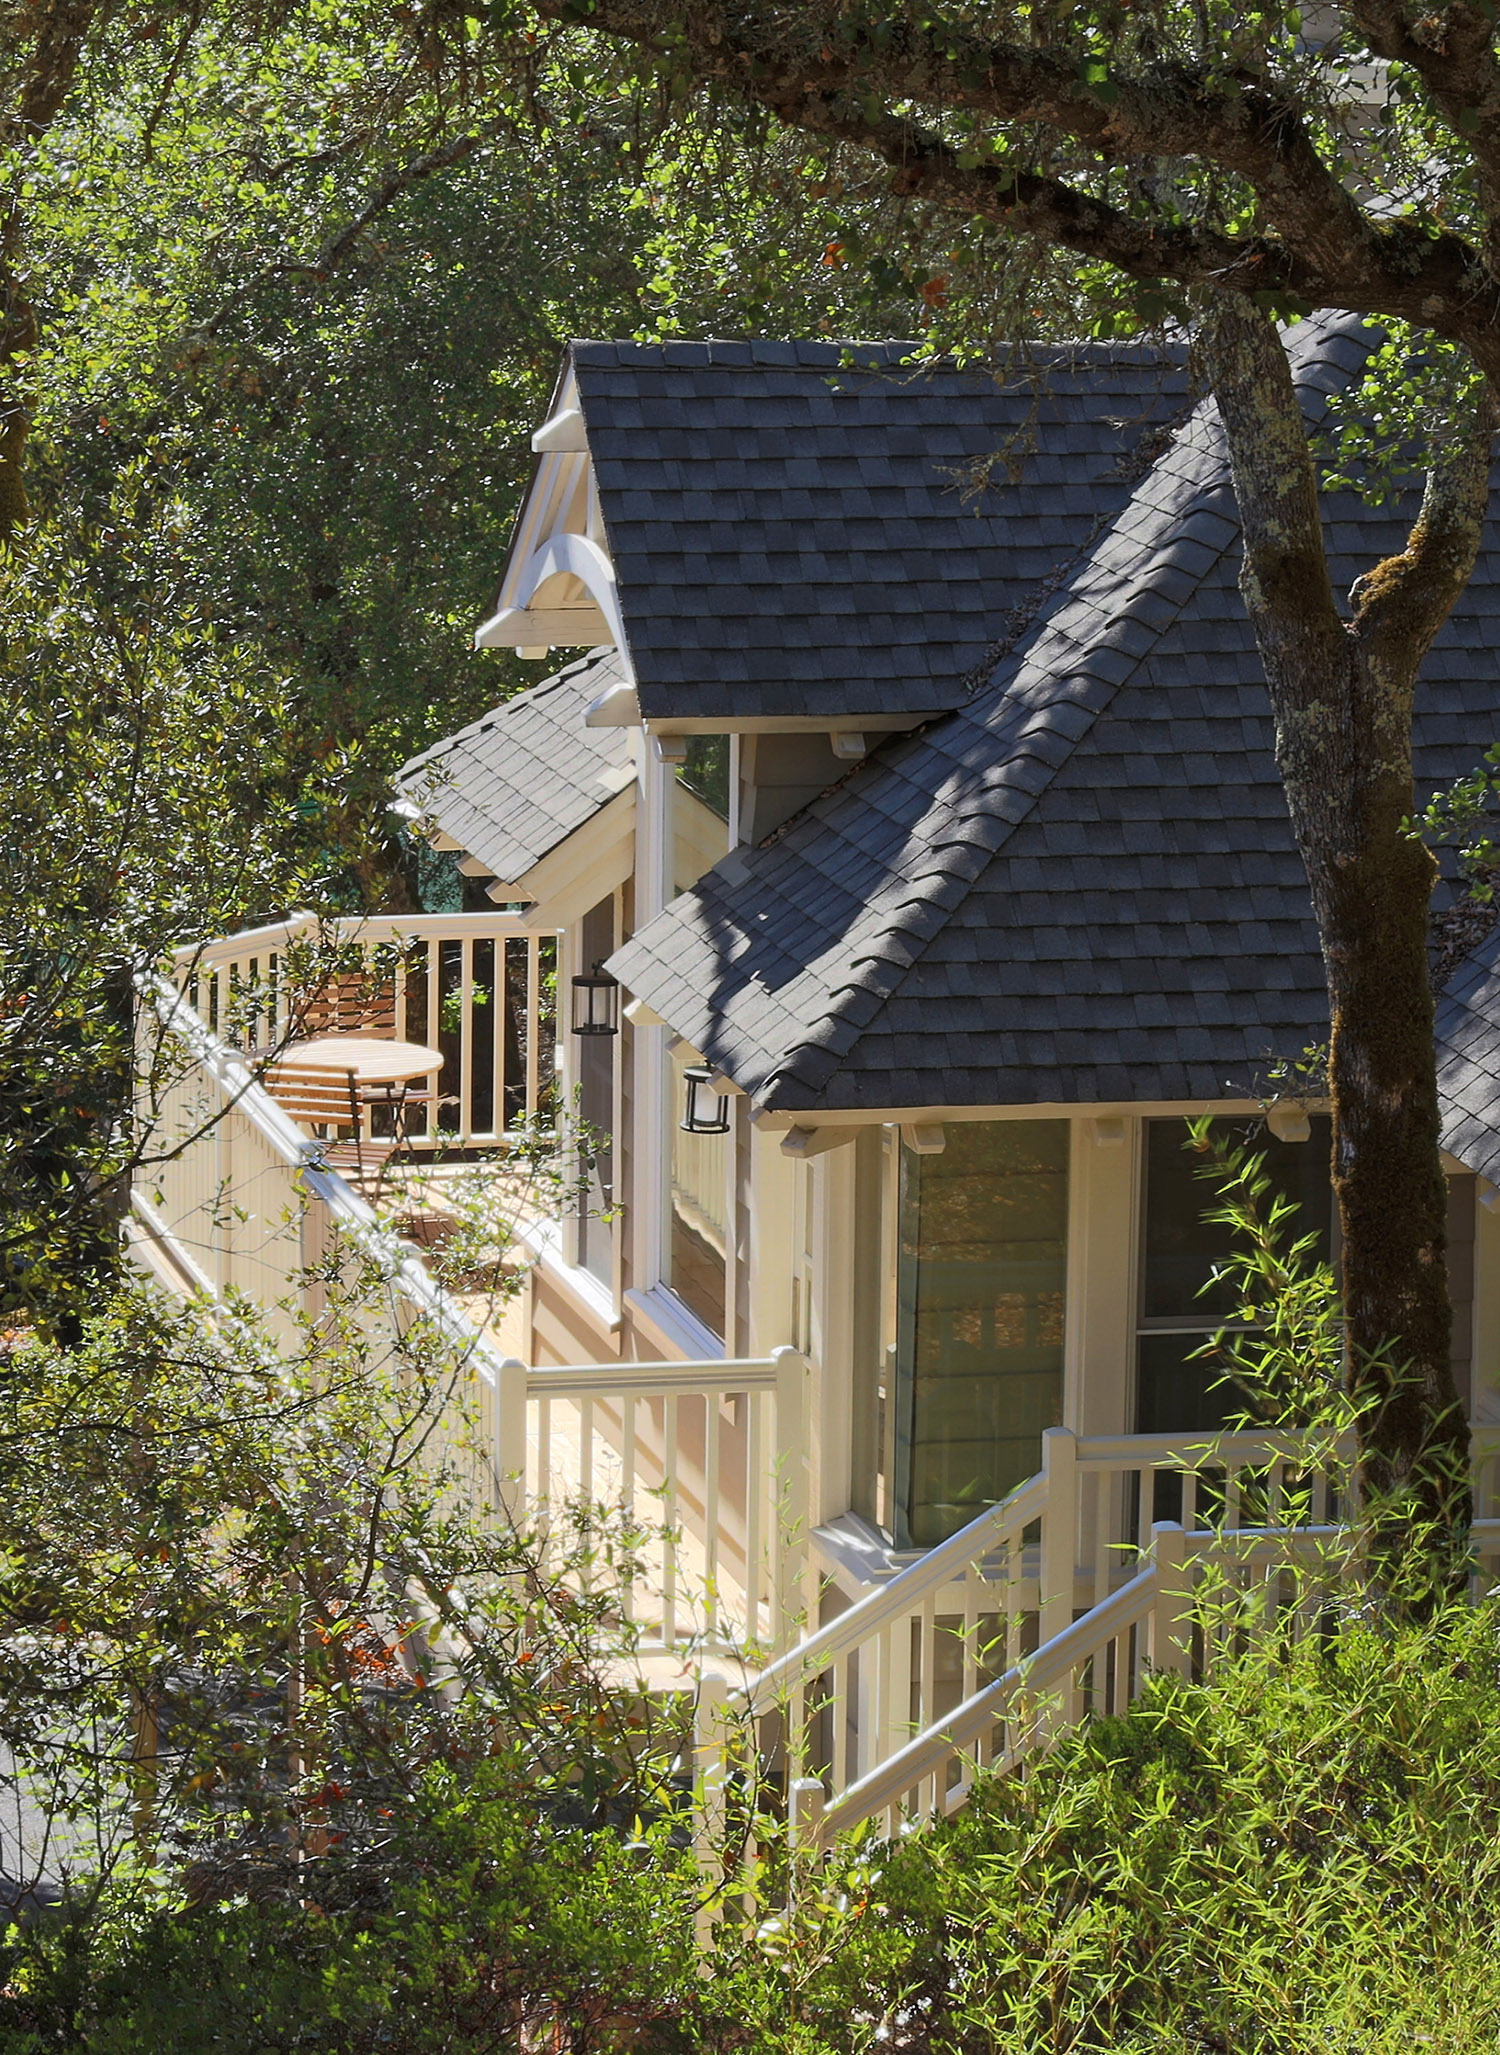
[703, 1394, 720, 1640]
[489, 936, 508, 1138]
[744, 1386, 765, 1638]
[458, 937, 475, 1145]
[961, 1563, 979, 1708]
[578, 1395, 594, 1506]
[662, 1393, 679, 1646]
[537, 1395, 552, 1522]
[525, 935, 541, 1123]
[917, 1589, 936, 1735]
[831, 1653, 849, 1794]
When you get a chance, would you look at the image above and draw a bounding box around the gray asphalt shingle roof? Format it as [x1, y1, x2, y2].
[571, 339, 1195, 724]
[395, 648, 632, 887]
[1437, 932, 1500, 1185]
[609, 318, 1500, 1138]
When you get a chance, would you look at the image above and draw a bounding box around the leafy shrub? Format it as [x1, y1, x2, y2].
[741, 1606, 1500, 2053]
[0, 1757, 701, 2054]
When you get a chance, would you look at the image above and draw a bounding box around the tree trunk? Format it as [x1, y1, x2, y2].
[0, 197, 35, 542]
[1203, 297, 1483, 1608]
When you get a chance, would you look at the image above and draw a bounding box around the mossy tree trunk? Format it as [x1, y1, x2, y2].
[1204, 294, 1490, 1605]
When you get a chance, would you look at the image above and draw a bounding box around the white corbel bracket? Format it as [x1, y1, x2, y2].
[1267, 1103, 1312, 1144]
[781, 1125, 857, 1159]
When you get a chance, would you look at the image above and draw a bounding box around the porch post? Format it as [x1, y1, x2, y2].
[1149, 1521, 1191, 1677]
[1039, 1426, 1078, 1647]
[771, 1344, 810, 1650]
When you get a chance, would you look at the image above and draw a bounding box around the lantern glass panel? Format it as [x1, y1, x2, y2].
[680, 1064, 730, 1135]
[570, 964, 619, 1037]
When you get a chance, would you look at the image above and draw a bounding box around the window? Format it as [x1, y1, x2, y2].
[676, 735, 730, 820]
[887, 1121, 1070, 1548]
[665, 1042, 727, 1339]
[1136, 1117, 1333, 1433]
[575, 897, 615, 1288]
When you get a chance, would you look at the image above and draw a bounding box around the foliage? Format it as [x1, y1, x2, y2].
[18, 22, 654, 904]
[0, 1767, 700, 2052]
[1178, 1118, 1469, 1613]
[14, 13, 949, 910]
[735, 1608, 1500, 2053]
[0, 492, 330, 1334]
[0, 1245, 710, 2048]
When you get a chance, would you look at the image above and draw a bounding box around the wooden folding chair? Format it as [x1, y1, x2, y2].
[261, 1062, 398, 1193]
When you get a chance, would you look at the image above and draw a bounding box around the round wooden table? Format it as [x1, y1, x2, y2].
[281, 1036, 444, 1087]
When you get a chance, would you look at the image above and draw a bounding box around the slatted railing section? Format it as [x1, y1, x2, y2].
[135, 974, 814, 1652]
[810, 1528, 1185, 1847]
[490, 1349, 809, 1651]
[134, 972, 513, 1522]
[760, 1422, 1500, 1851]
[177, 912, 557, 1145]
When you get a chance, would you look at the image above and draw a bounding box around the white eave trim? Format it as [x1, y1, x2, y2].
[474, 532, 627, 654]
[531, 407, 587, 453]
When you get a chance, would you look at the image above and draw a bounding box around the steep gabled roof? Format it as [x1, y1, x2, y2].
[570, 338, 1194, 724]
[610, 318, 1500, 1117]
[394, 648, 632, 889]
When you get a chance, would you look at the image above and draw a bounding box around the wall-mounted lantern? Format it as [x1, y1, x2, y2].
[570, 963, 620, 1038]
[680, 1064, 730, 1135]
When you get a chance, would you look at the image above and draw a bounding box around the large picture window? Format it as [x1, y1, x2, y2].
[1136, 1117, 1333, 1433]
[893, 1120, 1069, 1547]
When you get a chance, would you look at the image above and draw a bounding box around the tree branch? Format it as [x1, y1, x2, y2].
[1345, 0, 1500, 198]
[539, 0, 1500, 376]
[10, 0, 97, 138]
[1351, 377, 1499, 676]
[190, 122, 501, 340]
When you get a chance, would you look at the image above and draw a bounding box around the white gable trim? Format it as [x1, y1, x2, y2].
[474, 366, 631, 664]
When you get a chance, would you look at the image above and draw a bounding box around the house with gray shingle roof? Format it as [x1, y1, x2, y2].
[397, 321, 1500, 1571]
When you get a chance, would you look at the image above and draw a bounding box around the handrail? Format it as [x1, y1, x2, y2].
[819, 1554, 1160, 1841]
[139, 971, 511, 1394]
[176, 907, 554, 973]
[1073, 1428, 1353, 1468]
[742, 1469, 1048, 1715]
[528, 1356, 785, 1399]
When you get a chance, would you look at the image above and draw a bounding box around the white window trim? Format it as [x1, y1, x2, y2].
[625, 1283, 726, 1363]
[531, 1215, 622, 1332]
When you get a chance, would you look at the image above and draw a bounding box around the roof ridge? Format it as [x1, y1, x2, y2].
[568, 336, 1193, 374]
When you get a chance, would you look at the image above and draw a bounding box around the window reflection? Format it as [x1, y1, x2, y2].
[1135, 1116, 1333, 1434]
[666, 1042, 727, 1338]
[891, 1121, 1070, 1547]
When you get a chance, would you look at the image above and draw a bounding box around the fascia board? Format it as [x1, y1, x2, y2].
[497, 784, 636, 928]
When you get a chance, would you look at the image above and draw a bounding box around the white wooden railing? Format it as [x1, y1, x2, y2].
[515, 1349, 807, 1648]
[176, 912, 557, 1145]
[741, 1420, 1500, 1850]
[141, 945, 1500, 1853]
[131, 972, 807, 1650]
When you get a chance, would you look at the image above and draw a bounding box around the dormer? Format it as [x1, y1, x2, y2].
[474, 341, 1198, 760]
[474, 365, 626, 664]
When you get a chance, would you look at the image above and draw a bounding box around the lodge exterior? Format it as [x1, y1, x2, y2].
[133, 317, 1500, 1855]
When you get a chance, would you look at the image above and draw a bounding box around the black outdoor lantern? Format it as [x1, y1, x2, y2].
[680, 1064, 731, 1135]
[570, 962, 620, 1038]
